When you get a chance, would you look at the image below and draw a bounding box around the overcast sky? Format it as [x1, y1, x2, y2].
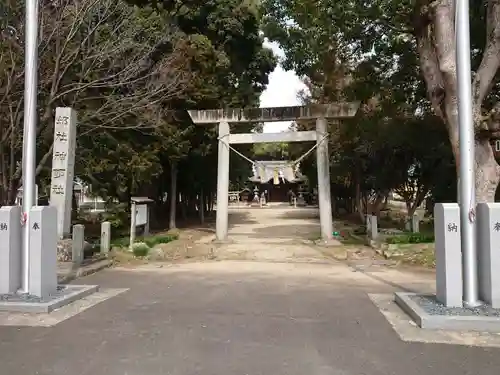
[259, 40, 308, 133]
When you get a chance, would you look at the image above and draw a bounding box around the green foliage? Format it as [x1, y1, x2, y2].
[112, 233, 179, 249]
[1, 0, 277, 234]
[132, 242, 151, 257]
[261, 0, 495, 213]
[100, 203, 130, 229]
[143, 234, 179, 247]
[386, 233, 435, 245]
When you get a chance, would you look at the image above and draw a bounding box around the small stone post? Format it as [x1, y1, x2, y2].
[411, 214, 420, 233]
[0, 206, 22, 294]
[144, 205, 150, 237]
[434, 203, 462, 307]
[369, 215, 378, 240]
[72, 224, 85, 265]
[477, 203, 500, 308]
[101, 221, 111, 254]
[28, 206, 58, 299]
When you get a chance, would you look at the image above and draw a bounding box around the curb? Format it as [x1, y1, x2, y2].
[58, 259, 114, 284]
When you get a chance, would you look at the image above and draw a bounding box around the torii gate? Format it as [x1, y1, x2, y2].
[188, 103, 360, 242]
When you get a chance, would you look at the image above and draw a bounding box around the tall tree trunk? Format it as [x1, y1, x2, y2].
[414, 0, 500, 203]
[475, 139, 500, 202]
[354, 180, 365, 222]
[169, 161, 177, 229]
[199, 188, 205, 224]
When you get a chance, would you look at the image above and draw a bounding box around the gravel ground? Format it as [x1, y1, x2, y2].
[411, 294, 500, 317]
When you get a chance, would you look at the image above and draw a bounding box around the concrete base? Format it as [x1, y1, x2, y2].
[0, 284, 99, 313]
[395, 292, 500, 333]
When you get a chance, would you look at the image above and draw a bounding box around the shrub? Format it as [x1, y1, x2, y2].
[386, 233, 434, 244]
[144, 234, 178, 248]
[131, 242, 150, 257]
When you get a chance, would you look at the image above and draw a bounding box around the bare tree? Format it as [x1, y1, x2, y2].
[0, 0, 189, 204]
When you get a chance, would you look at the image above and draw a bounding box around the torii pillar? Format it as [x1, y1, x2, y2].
[188, 103, 360, 242]
[216, 121, 230, 240]
[316, 116, 334, 242]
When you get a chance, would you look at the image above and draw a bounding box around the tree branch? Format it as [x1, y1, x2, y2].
[472, 0, 500, 117]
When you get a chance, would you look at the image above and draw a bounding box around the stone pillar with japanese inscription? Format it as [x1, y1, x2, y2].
[0, 206, 22, 294]
[434, 203, 463, 307]
[477, 203, 500, 308]
[28, 206, 57, 298]
[50, 107, 77, 239]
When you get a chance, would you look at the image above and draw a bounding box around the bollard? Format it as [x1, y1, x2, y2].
[72, 224, 85, 265]
[411, 214, 420, 233]
[369, 215, 378, 239]
[101, 221, 111, 254]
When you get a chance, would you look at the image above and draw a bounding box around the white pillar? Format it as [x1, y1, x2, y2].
[100, 221, 111, 254]
[316, 117, 333, 241]
[129, 200, 137, 249]
[28, 206, 57, 298]
[369, 215, 378, 240]
[0, 206, 22, 294]
[411, 214, 420, 233]
[144, 205, 150, 237]
[216, 121, 230, 241]
[72, 224, 85, 265]
[50, 107, 77, 239]
[434, 203, 463, 307]
[477, 203, 500, 308]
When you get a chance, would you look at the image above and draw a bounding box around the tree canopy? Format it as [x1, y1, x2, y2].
[0, 0, 276, 229]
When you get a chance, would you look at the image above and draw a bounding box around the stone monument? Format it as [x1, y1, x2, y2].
[0, 206, 21, 294]
[50, 107, 77, 239]
[477, 203, 500, 308]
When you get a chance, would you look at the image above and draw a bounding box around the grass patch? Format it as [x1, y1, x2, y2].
[386, 232, 434, 244]
[143, 234, 178, 248]
[393, 246, 436, 268]
[111, 232, 179, 249]
[341, 236, 365, 245]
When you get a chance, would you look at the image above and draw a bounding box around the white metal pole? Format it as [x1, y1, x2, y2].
[456, 0, 480, 306]
[129, 201, 136, 249]
[20, 0, 40, 293]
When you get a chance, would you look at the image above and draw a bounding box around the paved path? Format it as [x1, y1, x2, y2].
[2, 206, 500, 374]
[211, 205, 337, 262]
[1, 263, 500, 374]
